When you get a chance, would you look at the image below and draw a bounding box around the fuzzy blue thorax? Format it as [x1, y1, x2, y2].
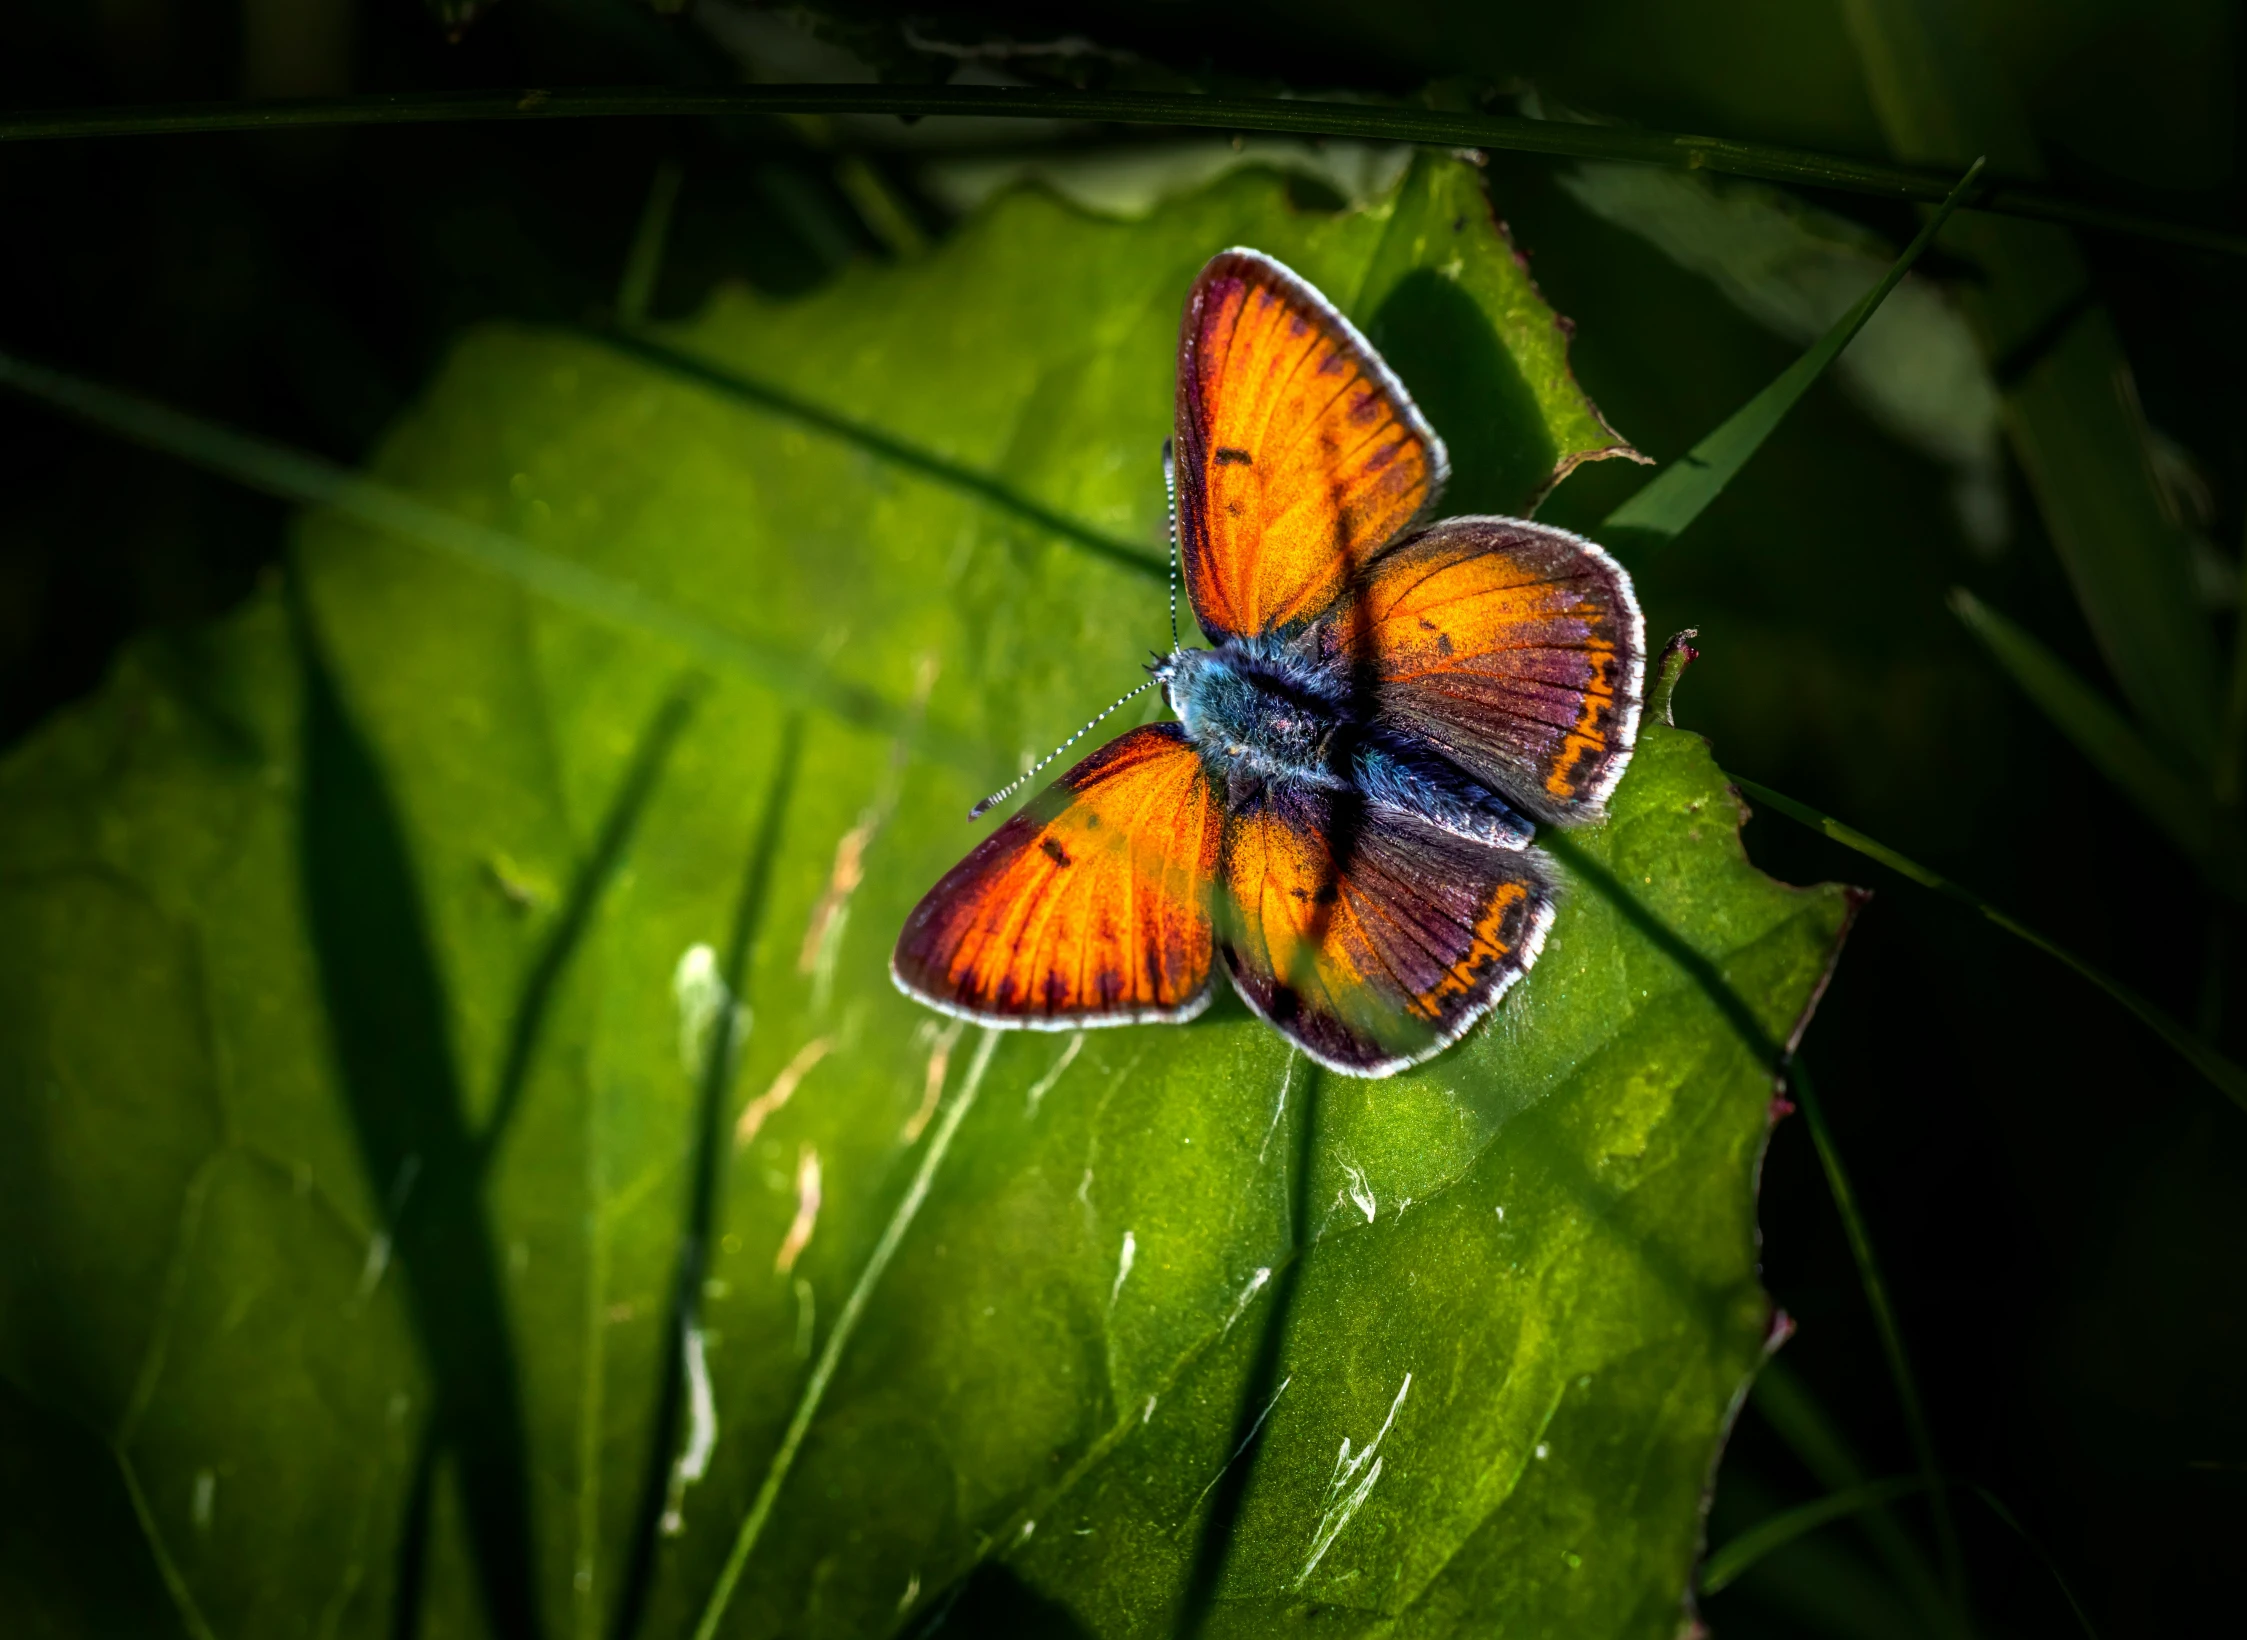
[1157, 644, 1534, 850]
[1162, 644, 1348, 786]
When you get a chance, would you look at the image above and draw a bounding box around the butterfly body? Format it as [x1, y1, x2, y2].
[893, 248, 1644, 1076]
[1158, 641, 1536, 851]
[1160, 642, 1350, 788]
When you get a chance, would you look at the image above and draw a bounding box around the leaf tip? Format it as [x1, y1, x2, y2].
[1649, 628, 1701, 727]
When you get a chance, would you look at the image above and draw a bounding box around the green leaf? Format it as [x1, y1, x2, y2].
[1600, 159, 1982, 547]
[1948, 588, 2234, 894]
[0, 155, 1851, 1638]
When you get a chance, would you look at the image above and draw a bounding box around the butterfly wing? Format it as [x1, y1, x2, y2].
[892, 724, 1223, 1027]
[1317, 516, 1644, 823]
[1175, 248, 1448, 644]
[1215, 780, 1554, 1076]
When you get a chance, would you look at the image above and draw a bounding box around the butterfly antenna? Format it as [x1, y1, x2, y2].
[968, 677, 1159, 821]
[1161, 437, 1181, 653]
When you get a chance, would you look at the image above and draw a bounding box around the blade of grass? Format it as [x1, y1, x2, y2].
[1949, 588, 2234, 893]
[1703, 1475, 1929, 1595]
[1600, 159, 1983, 544]
[691, 1029, 1001, 1640]
[0, 350, 944, 752]
[1735, 775, 2247, 1113]
[1966, 1486, 2102, 1640]
[1789, 1062, 1964, 1608]
[1750, 1360, 1958, 1633]
[0, 86, 2240, 256]
[616, 158, 684, 330]
[0, 347, 1007, 773]
[577, 327, 1161, 581]
[1846, 0, 2224, 769]
[1704, 1475, 2103, 1640]
[834, 155, 928, 258]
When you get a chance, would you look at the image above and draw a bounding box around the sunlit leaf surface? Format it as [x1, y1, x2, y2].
[0, 157, 1850, 1639]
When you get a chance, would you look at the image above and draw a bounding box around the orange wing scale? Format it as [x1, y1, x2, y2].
[892, 724, 1223, 1026]
[1320, 517, 1644, 821]
[1218, 785, 1554, 1075]
[1176, 251, 1446, 642]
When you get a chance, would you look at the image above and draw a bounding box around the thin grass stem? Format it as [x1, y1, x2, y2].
[1749, 1360, 1957, 1631]
[617, 158, 684, 330]
[1603, 159, 1983, 543]
[2, 86, 2242, 256]
[1701, 1474, 1927, 1595]
[1950, 588, 2230, 891]
[690, 1028, 1001, 1640]
[1966, 1486, 2103, 1640]
[0, 347, 988, 770]
[1790, 1062, 1965, 1610]
[1735, 776, 2247, 1114]
[1701, 1472, 2105, 1640]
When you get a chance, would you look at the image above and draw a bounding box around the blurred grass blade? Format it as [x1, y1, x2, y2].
[1967, 1486, 2103, 1640]
[1, 86, 2241, 254]
[834, 156, 928, 258]
[617, 158, 684, 329]
[1737, 775, 2247, 1113]
[1790, 1062, 1963, 1605]
[0, 347, 981, 767]
[1950, 588, 2232, 892]
[1845, 0, 2224, 768]
[1750, 1360, 1958, 1632]
[582, 327, 1162, 580]
[1703, 1475, 1929, 1595]
[1601, 158, 1983, 545]
[1707, 1476, 2102, 1640]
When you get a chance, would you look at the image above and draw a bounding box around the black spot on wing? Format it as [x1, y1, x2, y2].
[1041, 837, 1072, 868]
[1215, 447, 1254, 466]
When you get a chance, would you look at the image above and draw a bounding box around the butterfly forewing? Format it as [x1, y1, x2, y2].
[1175, 249, 1448, 644]
[1215, 782, 1555, 1076]
[892, 724, 1224, 1027]
[1319, 516, 1645, 823]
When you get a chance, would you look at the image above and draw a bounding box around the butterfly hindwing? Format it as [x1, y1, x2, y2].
[1214, 779, 1556, 1076]
[1175, 249, 1448, 645]
[892, 724, 1224, 1027]
[1318, 516, 1645, 823]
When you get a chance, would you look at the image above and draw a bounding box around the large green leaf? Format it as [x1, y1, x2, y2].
[0, 156, 1851, 1639]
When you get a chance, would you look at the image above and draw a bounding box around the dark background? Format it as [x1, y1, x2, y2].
[2, 2, 2242, 1636]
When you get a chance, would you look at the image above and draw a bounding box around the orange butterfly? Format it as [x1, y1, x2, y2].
[892, 249, 1643, 1076]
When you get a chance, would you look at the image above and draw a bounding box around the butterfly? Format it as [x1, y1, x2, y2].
[891, 248, 1644, 1076]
